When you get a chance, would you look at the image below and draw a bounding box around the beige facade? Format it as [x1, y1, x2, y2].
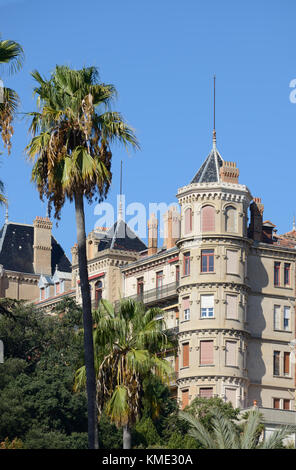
[67, 135, 296, 414]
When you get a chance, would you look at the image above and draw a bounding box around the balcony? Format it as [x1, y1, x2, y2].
[241, 406, 296, 427]
[124, 281, 179, 307]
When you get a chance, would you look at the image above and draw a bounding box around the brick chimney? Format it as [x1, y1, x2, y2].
[249, 197, 264, 241]
[219, 161, 239, 184]
[33, 216, 52, 275]
[163, 206, 180, 249]
[148, 213, 158, 256]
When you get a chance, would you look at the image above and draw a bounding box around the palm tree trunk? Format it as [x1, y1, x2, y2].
[74, 191, 98, 449]
[123, 425, 132, 449]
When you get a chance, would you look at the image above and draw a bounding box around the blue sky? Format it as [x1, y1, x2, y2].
[0, 0, 296, 258]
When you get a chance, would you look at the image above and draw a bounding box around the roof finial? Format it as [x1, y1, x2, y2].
[212, 74, 216, 149]
[118, 160, 123, 220]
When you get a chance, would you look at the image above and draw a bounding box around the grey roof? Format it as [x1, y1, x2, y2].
[0, 222, 71, 275]
[96, 218, 147, 253]
[191, 143, 224, 184]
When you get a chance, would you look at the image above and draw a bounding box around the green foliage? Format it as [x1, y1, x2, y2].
[0, 299, 87, 448]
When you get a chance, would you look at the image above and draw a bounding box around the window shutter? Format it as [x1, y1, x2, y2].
[274, 305, 281, 330]
[284, 352, 290, 375]
[201, 206, 215, 232]
[273, 398, 280, 409]
[225, 341, 236, 366]
[183, 343, 189, 367]
[200, 340, 213, 365]
[184, 208, 192, 234]
[225, 388, 236, 407]
[283, 399, 290, 410]
[225, 206, 237, 232]
[199, 388, 213, 398]
[182, 297, 190, 310]
[226, 250, 239, 274]
[182, 389, 189, 409]
[226, 295, 238, 319]
[201, 295, 214, 309]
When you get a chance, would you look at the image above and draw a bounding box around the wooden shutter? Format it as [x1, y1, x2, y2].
[200, 340, 213, 365]
[226, 295, 237, 319]
[283, 399, 290, 410]
[226, 250, 238, 274]
[226, 341, 236, 366]
[201, 206, 215, 232]
[182, 343, 189, 367]
[225, 388, 236, 407]
[273, 398, 280, 409]
[184, 208, 192, 234]
[182, 297, 190, 310]
[284, 352, 290, 375]
[199, 388, 213, 398]
[181, 389, 189, 409]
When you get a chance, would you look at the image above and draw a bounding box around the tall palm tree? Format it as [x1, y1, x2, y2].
[0, 35, 24, 153]
[180, 407, 296, 449]
[75, 298, 176, 449]
[26, 65, 139, 449]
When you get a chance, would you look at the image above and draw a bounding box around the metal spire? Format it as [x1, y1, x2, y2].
[293, 215, 296, 231]
[118, 160, 123, 220]
[212, 74, 217, 148]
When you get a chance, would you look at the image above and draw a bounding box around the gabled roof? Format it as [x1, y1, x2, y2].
[96, 218, 147, 253]
[0, 222, 71, 275]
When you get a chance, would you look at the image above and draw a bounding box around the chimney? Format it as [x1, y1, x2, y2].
[148, 213, 158, 256]
[33, 216, 53, 275]
[163, 206, 180, 249]
[219, 161, 239, 184]
[249, 197, 264, 241]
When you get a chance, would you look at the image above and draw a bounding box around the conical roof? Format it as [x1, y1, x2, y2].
[96, 218, 147, 253]
[191, 132, 224, 184]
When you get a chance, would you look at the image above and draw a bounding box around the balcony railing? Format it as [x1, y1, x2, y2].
[124, 281, 179, 306]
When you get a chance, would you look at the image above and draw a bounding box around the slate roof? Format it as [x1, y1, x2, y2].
[191, 143, 224, 184]
[0, 222, 71, 275]
[96, 219, 147, 253]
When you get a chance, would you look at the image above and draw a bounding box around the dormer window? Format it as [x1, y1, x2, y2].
[40, 287, 45, 301]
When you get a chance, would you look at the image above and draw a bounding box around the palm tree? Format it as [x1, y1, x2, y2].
[179, 407, 296, 449]
[75, 298, 176, 449]
[26, 65, 139, 449]
[0, 35, 24, 153]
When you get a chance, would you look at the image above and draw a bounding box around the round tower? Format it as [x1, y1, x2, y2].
[176, 134, 253, 409]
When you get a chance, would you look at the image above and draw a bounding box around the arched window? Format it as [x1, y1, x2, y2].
[225, 206, 237, 233]
[95, 280, 103, 308]
[201, 205, 215, 232]
[184, 207, 192, 234]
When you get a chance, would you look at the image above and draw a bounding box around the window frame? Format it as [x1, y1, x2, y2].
[201, 249, 214, 273]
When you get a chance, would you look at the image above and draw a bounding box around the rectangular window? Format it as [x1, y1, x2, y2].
[273, 351, 280, 376]
[226, 294, 238, 319]
[284, 352, 290, 376]
[283, 399, 290, 410]
[137, 277, 144, 296]
[182, 297, 190, 321]
[226, 250, 239, 275]
[199, 388, 213, 398]
[201, 249, 214, 272]
[40, 287, 45, 301]
[273, 305, 281, 330]
[273, 398, 280, 409]
[274, 262, 280, 286]
[200, 340, 214, 365]
[181, 389, 189, 409]
[55, 282, 60, 295]
[284, 263, 290, 286]
[225, 340, 237, 367]
[184, 252, 190, 276]
[156, 271, 163, 289]
[201, 295, 214, 318]
[182, 342, 189, 368]
[283, 306, 290, 331]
